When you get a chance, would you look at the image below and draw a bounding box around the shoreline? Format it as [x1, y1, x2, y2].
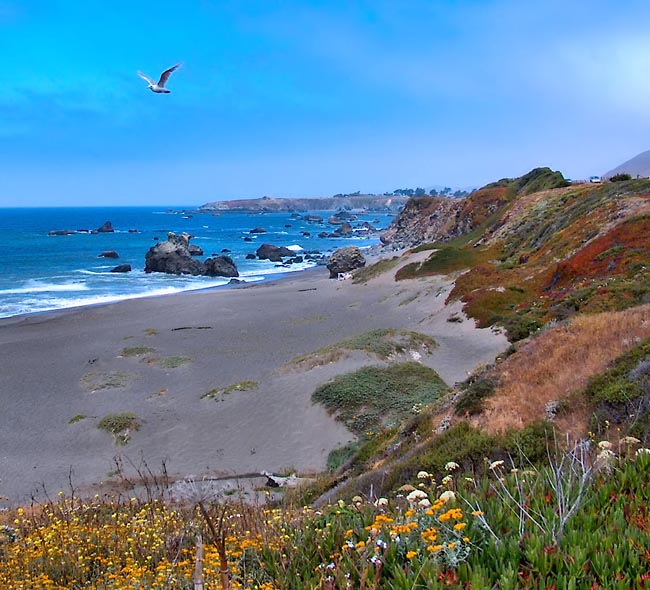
[0, 247, 508, 507]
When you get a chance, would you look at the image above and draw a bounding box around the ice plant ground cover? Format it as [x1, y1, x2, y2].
[0, 448, 649, 589]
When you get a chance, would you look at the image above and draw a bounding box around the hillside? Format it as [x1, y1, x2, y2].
[604, 148, 650, 179]
[199, 194, 409, 212]
[311, 168, 650, 503]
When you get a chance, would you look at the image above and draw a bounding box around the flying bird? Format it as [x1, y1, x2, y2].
[137, 63, 182, 93]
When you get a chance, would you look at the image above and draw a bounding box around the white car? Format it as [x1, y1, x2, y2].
[589, 175, 602, 183]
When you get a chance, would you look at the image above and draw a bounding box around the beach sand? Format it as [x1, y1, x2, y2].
[0, 251, 508, 506]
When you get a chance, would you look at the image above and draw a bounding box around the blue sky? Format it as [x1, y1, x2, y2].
[2, 0, 650, 206]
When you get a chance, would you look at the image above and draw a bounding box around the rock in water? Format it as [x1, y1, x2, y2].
[326, 246, 366, 278]
[110, 264, 132, 273]
[204, 256, 239, 277]
[99, 250, 119, 259]
[96, 221, 114, 233]
[144, 232, 204, 275]
[256, 243, 295, 262]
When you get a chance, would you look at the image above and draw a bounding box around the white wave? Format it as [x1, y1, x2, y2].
[286, 244, 303, 251]
[0, 281, 90, 295]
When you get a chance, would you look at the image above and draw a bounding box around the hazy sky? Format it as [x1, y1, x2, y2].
[2, 0, 650, 206]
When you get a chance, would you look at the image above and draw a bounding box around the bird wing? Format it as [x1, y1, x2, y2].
[137, 71, 155, 85]
[158, 63, 182, 87]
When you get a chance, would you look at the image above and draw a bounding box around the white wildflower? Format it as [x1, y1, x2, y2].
[619, 436, 640, 446]
[636, 448, 650, 457]
[441, 475, 453, 486]
[417, 470, 431, 479]
[489, 460, 505, 470]
[439, 490, 456, 503]
[418, 498, 432, 508]
[374, 497, 389, 507]
[406, 489, 428, 502]
[445, 461, 460, 471]
[598, 440, 613, 450]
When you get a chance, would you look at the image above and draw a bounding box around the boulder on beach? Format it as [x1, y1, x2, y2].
[144, 232, 204, 275]
[99, 250, 119, 259]
[204, 255, 239, 277]
[110, 264, 132, 273]
[256, 243, 295, 262]
[326, 246, 366, 279]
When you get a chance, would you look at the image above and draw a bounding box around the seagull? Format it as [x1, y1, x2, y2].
[137, 63, 182, 93]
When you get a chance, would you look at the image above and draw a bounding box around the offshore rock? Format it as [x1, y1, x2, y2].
[204, 256, 239, 277]
[99, 250, 119, 259]
[110, 264, 132, 273]
[95, 221, 115, 233]
[144, 232, 204, 275]
[326, 246, 366, 278]
[256, 243, 295, 262]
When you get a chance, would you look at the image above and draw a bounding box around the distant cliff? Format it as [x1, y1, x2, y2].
[199, 194, 409, 212]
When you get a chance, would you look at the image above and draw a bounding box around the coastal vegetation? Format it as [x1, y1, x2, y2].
[1, 446, 648, 589]
[202, 380, 259, 400]
[80, 370, 132, 392]
[96, 412, 140, 445]
[120, 346, 158, 357]
[288, 328, 436, 370]
[3, 169, 650, 588]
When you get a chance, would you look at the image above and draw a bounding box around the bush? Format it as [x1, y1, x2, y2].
[610, 173, 632, 182]
[313, 362, 449, 434]
[455, 375, 498, 416]
[97, 413, 140, 445]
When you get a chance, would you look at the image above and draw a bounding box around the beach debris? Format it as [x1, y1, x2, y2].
[137, 63, 182, 94]
[260, 471, 316, 488]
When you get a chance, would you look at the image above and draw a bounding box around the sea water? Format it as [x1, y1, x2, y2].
[0, 206, 393, 319]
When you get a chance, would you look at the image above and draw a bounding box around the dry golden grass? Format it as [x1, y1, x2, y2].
[474, 305, 650, 436]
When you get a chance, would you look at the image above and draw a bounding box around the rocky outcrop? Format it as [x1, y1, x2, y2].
[110, 264, 132, 273]
[95, 221, 114, 233]
[144, 232, 205, 275]
[334, 222, 353, 236]
[249, 227, 267, 234]
[256, 243, 295, 262]
[326, 246, 366, 278]
[145, 232, 240, 277]
[99, 250, 119, 259]
[204, 256, 239, 277]
[188, 244, 204, 256]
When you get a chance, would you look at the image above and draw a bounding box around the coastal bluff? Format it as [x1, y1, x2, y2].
[199, 194, 409, 213]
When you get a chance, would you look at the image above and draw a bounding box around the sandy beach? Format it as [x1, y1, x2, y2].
[0, 251, 508, 506]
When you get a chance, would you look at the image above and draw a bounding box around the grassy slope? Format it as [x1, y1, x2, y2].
[325, 176, 650, 500]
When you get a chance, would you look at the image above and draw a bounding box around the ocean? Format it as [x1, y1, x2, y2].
[0, 206, 393, 319]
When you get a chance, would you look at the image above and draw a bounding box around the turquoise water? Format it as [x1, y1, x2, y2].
[0, 207, 391, 318]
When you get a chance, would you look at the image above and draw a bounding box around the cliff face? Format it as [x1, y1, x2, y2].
[199, 194, 409, 212]
[380, 167, 569, 249]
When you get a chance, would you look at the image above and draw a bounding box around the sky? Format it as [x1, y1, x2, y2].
[2, 0, 650, 206]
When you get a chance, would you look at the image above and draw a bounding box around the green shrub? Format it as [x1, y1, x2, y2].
[97, 413, 140, 445]
[157, 356, 191, 369]
[610, 173, 632, 182]
[120, 346, 157, 357]
[313, 362, 448, 434]
[455, 375, 498, 415]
